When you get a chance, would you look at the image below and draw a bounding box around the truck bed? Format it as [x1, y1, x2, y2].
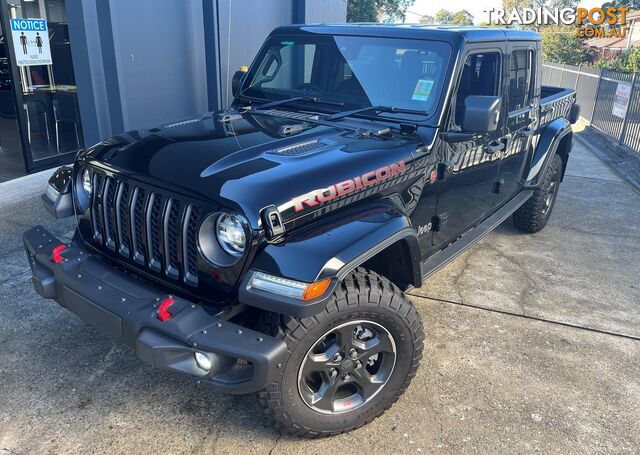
[540, 85, 576, 125]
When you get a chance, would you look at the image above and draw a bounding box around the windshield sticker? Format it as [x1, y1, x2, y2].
[280, 41, 295, 46]
[411, 79, 434, 102]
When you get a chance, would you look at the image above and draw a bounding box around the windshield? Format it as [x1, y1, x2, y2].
[240, 34, 452, 121]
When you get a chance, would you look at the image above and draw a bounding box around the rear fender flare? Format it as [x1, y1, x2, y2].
[525, 118, 572, 187]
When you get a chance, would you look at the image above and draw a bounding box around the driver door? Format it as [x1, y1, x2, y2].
[432, 46, 507, 248]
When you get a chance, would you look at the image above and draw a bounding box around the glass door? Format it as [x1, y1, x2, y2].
[0, 0, 83, 173]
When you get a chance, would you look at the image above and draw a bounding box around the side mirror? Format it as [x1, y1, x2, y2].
[232, 70, 247, 97]
[462, 95, 501, 133]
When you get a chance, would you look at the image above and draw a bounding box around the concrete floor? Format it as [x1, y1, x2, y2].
[0, 133, 639, 454]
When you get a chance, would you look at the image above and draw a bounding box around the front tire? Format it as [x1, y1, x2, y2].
[513, 154, 563, 233]
[258, 268, 424, 437]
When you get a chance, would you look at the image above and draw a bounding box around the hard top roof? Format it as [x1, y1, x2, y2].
[273, 23, 541, 43]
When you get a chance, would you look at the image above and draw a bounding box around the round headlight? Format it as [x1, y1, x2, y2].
[216, 214, 246, 256]
[81, 168, 92, 197]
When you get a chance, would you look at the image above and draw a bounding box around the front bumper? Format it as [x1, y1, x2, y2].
[23, 226, 288, 394]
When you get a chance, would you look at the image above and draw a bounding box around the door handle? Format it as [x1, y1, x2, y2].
[486, 140, 505, 154]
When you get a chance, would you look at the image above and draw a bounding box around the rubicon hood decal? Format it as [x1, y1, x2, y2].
[291, 161, 407, 213]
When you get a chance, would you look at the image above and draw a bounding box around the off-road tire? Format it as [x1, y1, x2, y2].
[258, 268, 424, 438]
[513, 154, 562, 233]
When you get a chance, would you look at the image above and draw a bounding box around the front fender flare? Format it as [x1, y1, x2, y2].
[238, 202, 421, 317]
[525, 118, 572, 188]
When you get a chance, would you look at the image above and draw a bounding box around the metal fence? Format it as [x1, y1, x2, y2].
[542, 62, 640, 154]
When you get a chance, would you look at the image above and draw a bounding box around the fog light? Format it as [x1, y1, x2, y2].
[194, 352, 212, 372]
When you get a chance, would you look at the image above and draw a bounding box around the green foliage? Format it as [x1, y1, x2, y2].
[450, 10, 474, 25]
[594, 48, 640, 73]
[540, 26, 596, 65]
[434, 9, 475, 25]
[601, 1, 635, 8]
[347, 0, 377, 22]
[347, 0, 415, 23]
[434, 9, 453, 24]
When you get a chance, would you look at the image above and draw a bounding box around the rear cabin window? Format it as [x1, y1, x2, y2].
[454, 52, 501, 127]
[509, 49, 534, 111]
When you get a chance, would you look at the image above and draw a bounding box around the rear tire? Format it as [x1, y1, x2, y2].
[257, 268, 423, 438]
[513, 154, 562, 233]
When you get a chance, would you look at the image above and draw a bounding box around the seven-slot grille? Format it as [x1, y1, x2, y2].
[87, 171, 202, 287]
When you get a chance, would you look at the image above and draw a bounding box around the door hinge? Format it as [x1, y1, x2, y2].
[437, 161, 454, 181]
[492, 179, 504, 194]
[431, 213, 448, 232]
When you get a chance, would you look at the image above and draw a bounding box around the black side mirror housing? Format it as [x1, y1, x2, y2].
[462, 95, 501, 133]
[232, 70, 247, 98]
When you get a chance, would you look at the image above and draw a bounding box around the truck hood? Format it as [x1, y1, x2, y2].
[81, 109, 428, 229]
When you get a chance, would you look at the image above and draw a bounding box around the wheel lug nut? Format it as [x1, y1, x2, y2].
[342, 373, 350, 381]
[333, 353, 342, 362]
[329, 368, 337, 378]
[355, 360, 362, 369]
[349, 348, 357, 359]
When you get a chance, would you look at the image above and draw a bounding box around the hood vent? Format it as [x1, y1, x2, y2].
[260, 109, 320, 121]
[163, 118, 200, 129]
[270, 139, 328, 157]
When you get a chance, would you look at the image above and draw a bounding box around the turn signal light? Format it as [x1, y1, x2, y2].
[302, 279, 331, 301]
[249, 272, 332, 301]
[158, 297, 175, 321]
[51, 244, 68, 263]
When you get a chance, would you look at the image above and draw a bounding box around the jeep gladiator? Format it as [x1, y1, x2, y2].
[24, 25, 578, 437]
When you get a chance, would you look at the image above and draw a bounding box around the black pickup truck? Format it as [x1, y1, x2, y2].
[25, 25, 578, 437]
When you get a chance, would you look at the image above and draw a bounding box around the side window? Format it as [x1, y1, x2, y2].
[509, 49, 534, 111]
[454, 52, 501, 127]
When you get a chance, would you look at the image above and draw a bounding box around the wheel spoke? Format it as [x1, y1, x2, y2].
[301, 343, 340, 376]
[311, 377, 341, 412]
[357, 333, 395, 359]
[352, 369, 383, 400]
[336, 325, 355, 351]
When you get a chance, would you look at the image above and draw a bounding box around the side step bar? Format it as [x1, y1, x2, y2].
[420, 190, 533, 281]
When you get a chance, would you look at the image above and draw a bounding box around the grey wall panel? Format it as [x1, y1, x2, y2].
[217, 0, 294, 108]
[67, 0, 112, 145]
[303, 0, 347, 23]
[108, 0, 207, 131]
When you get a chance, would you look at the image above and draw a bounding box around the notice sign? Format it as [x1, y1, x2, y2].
[612, 82, 632, 119]
[10, 18, 52, 66]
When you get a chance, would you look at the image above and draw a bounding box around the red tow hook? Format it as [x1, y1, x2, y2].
[51, 244, 68, 263]
[157, 297, 175, 322]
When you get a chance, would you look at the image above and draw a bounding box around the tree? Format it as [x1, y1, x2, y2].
[419, 15, 434, 24]
[450, 10, 474, 25]
[347, 0, 377, 22]
[434, 9, 453, 24]
[540, 26, 596, 65]
[434, 9, 475, 25]
[594, 47, 640, 73]
[347, 0, 416, 23]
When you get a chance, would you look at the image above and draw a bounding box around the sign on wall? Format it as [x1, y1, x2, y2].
[10, 18, 52, 67]
[612, 82, 632, 119]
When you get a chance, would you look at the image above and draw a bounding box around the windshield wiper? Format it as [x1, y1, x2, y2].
[325, 105, 428, 121]
[252, 96, 344, 111]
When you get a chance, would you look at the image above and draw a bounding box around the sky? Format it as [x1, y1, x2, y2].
[404, 0, 604, 25]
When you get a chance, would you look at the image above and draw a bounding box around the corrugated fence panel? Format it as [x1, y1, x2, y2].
[576, 66, 600, 123]
[622, 76, 640, 153]
[592, 69, 634, 140]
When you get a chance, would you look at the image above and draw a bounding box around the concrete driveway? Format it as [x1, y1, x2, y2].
[1, 131, 638, 454]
